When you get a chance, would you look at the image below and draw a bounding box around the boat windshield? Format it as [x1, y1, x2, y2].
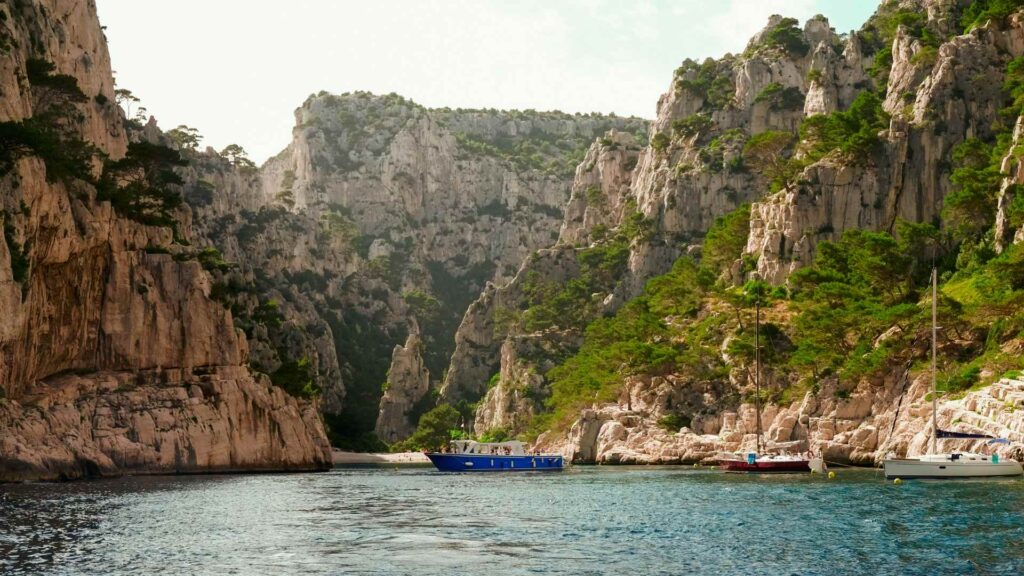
[450, 440, 526, 455]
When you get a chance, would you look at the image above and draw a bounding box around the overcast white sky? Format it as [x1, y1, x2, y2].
[96, 1, 877, 164]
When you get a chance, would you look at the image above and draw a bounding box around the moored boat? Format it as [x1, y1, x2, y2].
[884, 453, 1022, 479]
[882, 268, 1023, 480]
[716, 288, 823, 474]
[426, 440, 564, 472]
[718, 452, 824, 473]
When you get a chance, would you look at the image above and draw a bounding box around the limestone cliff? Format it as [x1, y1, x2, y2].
[540, 371, 1024, 467]
[0, 0, 331, 480]
[465, 2, 1024, 467]
[748, 3, 1024, 281]
[448, 13, 856, 427]
[188, 91, 645, 446]
[375, 331, 430, 443]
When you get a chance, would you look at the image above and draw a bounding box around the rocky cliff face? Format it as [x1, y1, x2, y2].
[186, 91, 645, 446]
[375, 331, 430, 443]
[540, 367, 1024, 467]
[995, 117, 1024, 251]
[0, 0, 330, 480]
[462, 2, 1024, 465]
[447, 13, 859, 429]
[749, 4, 1024, 282]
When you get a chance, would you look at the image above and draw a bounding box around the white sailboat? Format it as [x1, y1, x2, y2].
[882, 268, 1023, 480]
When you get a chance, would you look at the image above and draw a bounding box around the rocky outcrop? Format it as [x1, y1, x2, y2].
[0, 0, 126, 157]
[749, 12, 1021, 283]
[746, 160, 892, 283]
[186, 92, 645, 442]
[375, 332, 430, 443]
[441, 247, 583, 404]
[0, 0, 331, 480]
[558, 131, 643, 245]
[449, 14, 859, 425]
[995, 117, 1024, 251]
[472, 334, 580, 435]
[545, 372, 1024, 466]
[0, 366, 330, 482]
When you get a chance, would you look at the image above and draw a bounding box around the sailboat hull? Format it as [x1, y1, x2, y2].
[718, 458, 811, 473]
[883, 458, 1023, 479]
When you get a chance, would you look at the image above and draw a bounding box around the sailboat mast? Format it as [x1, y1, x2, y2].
[931, 267, 937, 455]
[755, 297, 762, 455]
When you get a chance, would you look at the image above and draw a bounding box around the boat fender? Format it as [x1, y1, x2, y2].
[993, 454, 1000, 464]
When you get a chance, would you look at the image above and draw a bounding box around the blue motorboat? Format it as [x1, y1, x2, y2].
[426, 440, 564, 472]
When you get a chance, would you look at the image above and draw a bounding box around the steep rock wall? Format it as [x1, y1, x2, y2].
[749, 10, 1024, 282]
[191, 92, 645, 443]
[0, 0, 331, 480]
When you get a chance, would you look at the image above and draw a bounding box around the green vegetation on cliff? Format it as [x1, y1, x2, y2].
[673, 57, 736, 110]
[98, 142, 187, 227]
[799, 92, 890, 164]
[960, 0, 1024, 32]
[0, 58, 95, 184]
[513, 19, 1024, 439]
[530, 257, 705, 435]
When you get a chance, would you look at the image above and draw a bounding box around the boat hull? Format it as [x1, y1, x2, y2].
[426, 453, 564, 472]
[718, 459, 811, 473]
[883, 459, 1023, 479]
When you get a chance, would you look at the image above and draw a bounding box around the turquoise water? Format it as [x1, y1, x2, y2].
[2, 466, 1023, 575]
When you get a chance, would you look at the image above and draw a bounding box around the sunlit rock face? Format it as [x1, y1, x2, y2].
[749, 8, 1024, 283]
[459, 5, 1024, 460]
[0, 0, 331, 480]
[446, 13, 861, 421]
[375, 332, 430, 444]
[541, 375, 1024, 468]
[185, 88, 647, 442]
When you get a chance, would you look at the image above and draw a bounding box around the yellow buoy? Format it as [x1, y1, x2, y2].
[893, 478, 902, 485]
[828, 471, 836, 479]
[693, 463, 699, 468]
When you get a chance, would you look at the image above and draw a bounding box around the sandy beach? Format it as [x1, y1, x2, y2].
[331, 450, 431, 465]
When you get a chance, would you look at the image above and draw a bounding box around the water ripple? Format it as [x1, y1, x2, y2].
[2, 467, 1024, 574]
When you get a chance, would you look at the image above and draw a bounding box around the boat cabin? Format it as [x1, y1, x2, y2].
[449, 440, 526, 456]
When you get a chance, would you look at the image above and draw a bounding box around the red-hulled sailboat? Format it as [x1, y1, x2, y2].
[717, 291, 824, 474]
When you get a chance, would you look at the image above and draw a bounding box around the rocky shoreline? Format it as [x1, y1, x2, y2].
[537, 376, 1024, 466]
[0, 366, 332, 482]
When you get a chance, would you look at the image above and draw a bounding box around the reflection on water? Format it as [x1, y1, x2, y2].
[2, 467, 1024, 575]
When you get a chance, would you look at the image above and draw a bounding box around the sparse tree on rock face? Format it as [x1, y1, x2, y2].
[275, 188, 296, 208]
[114, 87, 140, 117]
[944, 138, 1001, 244]
[220, 143, 255, 169]
[742, 130, 797, 191]
[25, 58, 88, 118]
[97, 141, 187, 226]
[4, 58, 97, 183]
[166, 124, 202, 150]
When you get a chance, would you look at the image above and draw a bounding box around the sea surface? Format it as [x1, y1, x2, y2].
[2, 465, 1023, 575]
